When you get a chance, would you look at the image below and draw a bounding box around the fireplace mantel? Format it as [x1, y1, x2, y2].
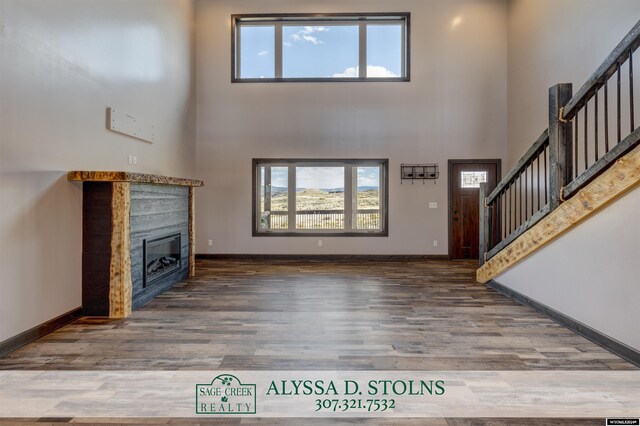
[70, 171, 203, 319]
[68, 170, 203, 187]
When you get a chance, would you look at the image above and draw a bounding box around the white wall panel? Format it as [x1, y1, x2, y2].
[0, 0, 196, 342]
[496, 186, 640, 351]
[195, 0, 509, 255]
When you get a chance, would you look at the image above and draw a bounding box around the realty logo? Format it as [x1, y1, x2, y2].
[196, 374, 257, 414]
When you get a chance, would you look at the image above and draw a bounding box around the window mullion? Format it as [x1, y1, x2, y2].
[265, 166, 272, 229]
[275, 24, 283, 79]
[344, 165, 353, 231]
[401, 20, 407, 78]
[358, 22, 366, 78]
[380, 165, 385, 232]
[236, 23, 242, 78]
[288, 165, 296, 230]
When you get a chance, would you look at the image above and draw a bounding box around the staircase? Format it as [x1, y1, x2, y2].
[473, 20, 640, 366]
[476, 19, 640, 283]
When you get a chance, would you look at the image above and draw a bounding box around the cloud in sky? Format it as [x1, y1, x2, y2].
[297, 167, 344, 189]
[289, 26, 329, 45]
[302, 26, 328, 35]
[270, 167, 288, 187]
[303, 35, 322, 45]
[332, 65, 399, 78]
[258, 50, 269, 56]
[291, 33, 322, 45]
[357, 167, 380, 187]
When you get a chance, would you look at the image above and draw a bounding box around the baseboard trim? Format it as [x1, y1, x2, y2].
[487, 280, 640, 367]
[196, 254, 450, 261]
[0, 307, 83, 357]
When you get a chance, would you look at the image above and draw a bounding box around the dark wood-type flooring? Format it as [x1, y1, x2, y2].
[1, 259, 633, 371]
[0, 259, 634, 424]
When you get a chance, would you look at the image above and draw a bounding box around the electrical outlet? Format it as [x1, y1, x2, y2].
[433, 240, 438, 247]
[317, 240, 323, 247]
[128, 155, 133, 165]
[429, 202, 438, 209]
[208, 239, 213, 246]
[133, 155, 137, 165]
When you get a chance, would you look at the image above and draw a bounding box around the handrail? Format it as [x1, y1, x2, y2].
[562, 20, 640, 120]
[486, 129, 549, 204]
[479, 19, 640, 269]
[561, 18, 640, 198]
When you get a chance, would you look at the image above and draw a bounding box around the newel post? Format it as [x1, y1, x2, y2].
[479, 182, 489, 266]
[548, 83, 573, 210]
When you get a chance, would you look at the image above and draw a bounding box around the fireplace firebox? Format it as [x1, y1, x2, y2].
[144, 233, 182, 288]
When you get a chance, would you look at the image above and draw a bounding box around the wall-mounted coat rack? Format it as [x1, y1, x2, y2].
[401, 163, 439, 184]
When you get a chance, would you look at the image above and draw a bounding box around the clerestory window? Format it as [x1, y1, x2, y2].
[233, 13, 410, 82]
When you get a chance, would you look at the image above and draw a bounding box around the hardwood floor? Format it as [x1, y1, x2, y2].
[0, 259, 634, 424]
[0, 258, 633, 370]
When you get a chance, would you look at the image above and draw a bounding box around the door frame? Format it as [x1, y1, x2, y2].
[447, 159, 502, 260]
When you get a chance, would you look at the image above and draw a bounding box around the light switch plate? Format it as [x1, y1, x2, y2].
[429, 202, 438, 209]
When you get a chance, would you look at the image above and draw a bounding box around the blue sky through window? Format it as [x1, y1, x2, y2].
[357, 167, 380, 188]
[270, 167, 288, 188]
[240, 26, 274, 78]
[367, 24, 402, 77]
[239, 20, 403, 79]
[283, 25, 358, 78]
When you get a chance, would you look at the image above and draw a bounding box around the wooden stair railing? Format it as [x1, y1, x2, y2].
[478, 19, 640, 279]
[477, 143, 640, 284]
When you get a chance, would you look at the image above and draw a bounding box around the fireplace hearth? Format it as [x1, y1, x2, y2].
[144, 234, 181, 287]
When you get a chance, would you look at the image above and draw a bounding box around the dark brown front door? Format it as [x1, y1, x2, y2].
[449, 160, 500, 260]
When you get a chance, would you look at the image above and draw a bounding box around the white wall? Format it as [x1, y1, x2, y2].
[495, 185, 640, 351]
[195, 0, 508, 255]
[0, 0, 196, 342]
[507, 0, 640, 167]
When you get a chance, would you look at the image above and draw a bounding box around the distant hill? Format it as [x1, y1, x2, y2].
[322, 188, 344, 194]
[264, 186, 379, 195]
[313, 186, 379, 193]
[270, 186, 288, 194]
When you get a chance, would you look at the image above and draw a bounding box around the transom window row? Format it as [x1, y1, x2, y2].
[233, 14, 410, 82]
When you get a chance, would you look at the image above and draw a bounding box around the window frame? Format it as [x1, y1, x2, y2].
[252, 158, 389, 237]
[232, 13, 410, 83]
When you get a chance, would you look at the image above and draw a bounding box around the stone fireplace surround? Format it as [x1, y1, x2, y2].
[68, 171, 203, 318]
